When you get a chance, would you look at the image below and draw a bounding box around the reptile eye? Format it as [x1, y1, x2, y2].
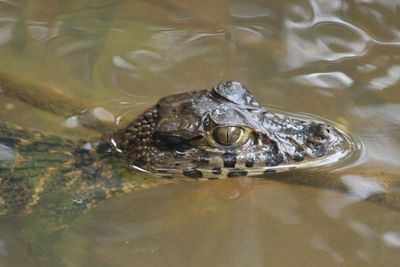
[211, 126, 248, 146]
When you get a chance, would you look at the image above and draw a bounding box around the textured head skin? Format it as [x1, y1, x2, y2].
[111, 81, 352, 178]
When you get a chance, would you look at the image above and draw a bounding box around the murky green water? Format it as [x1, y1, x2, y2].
[0, 0, 400, 266]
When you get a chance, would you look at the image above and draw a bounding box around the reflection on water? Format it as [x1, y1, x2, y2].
[51, 180, 400, 267]
[0, 0, 400, 266]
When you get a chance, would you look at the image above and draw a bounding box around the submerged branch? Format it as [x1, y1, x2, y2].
[0, 70, 116, 132]
[0, 70, 90, 118]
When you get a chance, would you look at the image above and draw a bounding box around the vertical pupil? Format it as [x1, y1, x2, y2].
[212, 127, 242, 145]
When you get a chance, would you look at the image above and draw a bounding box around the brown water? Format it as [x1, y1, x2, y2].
[0, 0, 400, 266]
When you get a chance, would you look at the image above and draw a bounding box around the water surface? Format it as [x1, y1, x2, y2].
[0, 0, 400, 266]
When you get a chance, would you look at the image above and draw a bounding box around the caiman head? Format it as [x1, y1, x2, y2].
[110, 81, 356, 178]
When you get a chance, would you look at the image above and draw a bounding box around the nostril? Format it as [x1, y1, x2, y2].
[315, 124, 332, 139]
[307, 124, 333, 144]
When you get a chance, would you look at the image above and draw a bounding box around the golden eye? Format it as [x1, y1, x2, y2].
[211, 126, 248, 146]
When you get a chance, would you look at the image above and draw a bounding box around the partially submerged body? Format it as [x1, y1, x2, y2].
[0, 80, 398, 216]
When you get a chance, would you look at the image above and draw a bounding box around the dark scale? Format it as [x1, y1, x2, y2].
[228, 169, 248, 177]
[222, 152, 237, 168]
[292, 149, 305, 162]
[265, 152, 284, 167]
[182, 169, 203, 179]
[245, 158, 255, 168]
[199, 153, 210, 164]
[211, 167, 222, 175]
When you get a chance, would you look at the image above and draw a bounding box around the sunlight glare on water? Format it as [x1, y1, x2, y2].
[0, 0, 399, 266]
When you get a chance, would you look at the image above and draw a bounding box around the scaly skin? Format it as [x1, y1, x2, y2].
[111, 81, 357, 178]
[0, 79, 399, 215]
[0, 122, 170, 216]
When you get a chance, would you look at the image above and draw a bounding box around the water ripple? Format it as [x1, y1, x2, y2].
[293, 71, 354, 88]
[367, 65, 400, 90]
[229, 3, 275, 19]
[283, 0, 400, 70]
